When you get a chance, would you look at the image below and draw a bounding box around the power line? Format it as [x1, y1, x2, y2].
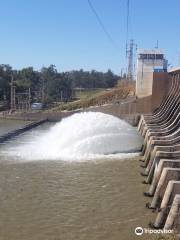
[87, 0, 118, 49]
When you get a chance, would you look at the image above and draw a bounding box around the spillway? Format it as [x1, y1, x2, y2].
[0, 112, 153, 240]
[1, 112, 142, 161]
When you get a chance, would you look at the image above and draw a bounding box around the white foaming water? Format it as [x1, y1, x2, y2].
[2, 112, 143, 161]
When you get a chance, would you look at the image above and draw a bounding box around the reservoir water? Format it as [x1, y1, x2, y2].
[0, 112, 156, 240]
[0, 119, 32, 136]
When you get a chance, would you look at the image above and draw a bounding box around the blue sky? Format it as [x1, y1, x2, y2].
[0, 0, 180, 74]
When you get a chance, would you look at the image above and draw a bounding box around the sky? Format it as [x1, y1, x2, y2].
[0, 0, 180, 75]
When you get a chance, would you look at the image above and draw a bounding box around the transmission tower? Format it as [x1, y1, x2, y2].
[127, 39, 135, 81]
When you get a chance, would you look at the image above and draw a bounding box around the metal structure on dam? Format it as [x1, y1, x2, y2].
[138, 67, 180, 231]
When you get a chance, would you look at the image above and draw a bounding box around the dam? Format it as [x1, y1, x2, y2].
[138, 67, 180, 233]
[0, 67, 180, 238]
[0, 113, 156, 240]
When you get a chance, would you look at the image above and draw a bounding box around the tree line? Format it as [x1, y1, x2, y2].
[0, 64, 120, 106]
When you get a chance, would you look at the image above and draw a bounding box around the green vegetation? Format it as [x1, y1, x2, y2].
[50, 84, 133, 111]
[0, 64, 120, 109]
[74, 88, 106, 100]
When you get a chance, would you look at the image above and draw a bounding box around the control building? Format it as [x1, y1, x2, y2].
[136, 49, 168, 98]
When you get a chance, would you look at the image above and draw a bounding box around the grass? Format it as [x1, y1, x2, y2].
[74, 88, 106, 100]
[49, 84, 134, 112]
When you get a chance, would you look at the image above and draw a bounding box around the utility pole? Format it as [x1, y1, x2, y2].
[155, 40, 159, 49]
[28, 88, 31, 110]
[10, 74, 16, 111]
[60, 90, 63, 102]
[13, 85, 16, 109]
[120, 68, 124, 78]
[127, 39, 135, 81]
[41, 75, 45, 104]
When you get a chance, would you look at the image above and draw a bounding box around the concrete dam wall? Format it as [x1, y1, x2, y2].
[138, 68, 180, 232]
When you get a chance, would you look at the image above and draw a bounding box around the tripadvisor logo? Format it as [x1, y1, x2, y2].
[135, 227, 144, 236]
[135, 226, 173, 236]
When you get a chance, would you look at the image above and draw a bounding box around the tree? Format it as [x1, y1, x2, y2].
[0, 63, 120, 108]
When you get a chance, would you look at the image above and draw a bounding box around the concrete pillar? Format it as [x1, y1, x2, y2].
[147, 160, 180, 196]
[164, 194, 180, 230]
[153, 181, 180, 228]
[149, 168, 180, 209]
